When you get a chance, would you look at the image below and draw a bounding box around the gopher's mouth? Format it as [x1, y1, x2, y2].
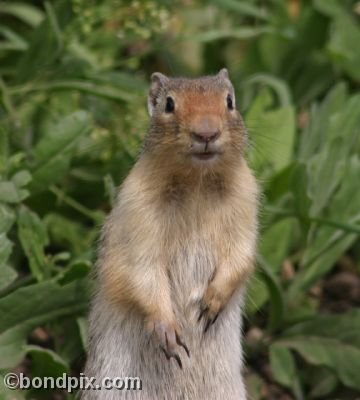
[189, 141, 222, 162]
[192, 152, 218, 161]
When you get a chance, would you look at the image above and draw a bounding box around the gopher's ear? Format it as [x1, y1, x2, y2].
[148, 72, 169, 116]
[217, 68, 229, 80]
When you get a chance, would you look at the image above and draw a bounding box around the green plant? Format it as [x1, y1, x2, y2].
[0, 1, 359, 399]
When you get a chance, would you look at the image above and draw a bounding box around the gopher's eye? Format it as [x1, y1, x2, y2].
[165, 96, 175, 113]
[226, 94, 234, 110]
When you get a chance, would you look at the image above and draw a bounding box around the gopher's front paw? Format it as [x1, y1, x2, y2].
[198, 284, 225, 333]
[146, 317, 190, 369]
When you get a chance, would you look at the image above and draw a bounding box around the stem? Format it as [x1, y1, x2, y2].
[0, 76, 17, 122]
[49, 185, 103, 224]
[0, 275, 35, 298]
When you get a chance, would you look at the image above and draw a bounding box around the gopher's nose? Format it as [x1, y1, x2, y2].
[191, 130, 220, 143]
[190, 116, 220, 144]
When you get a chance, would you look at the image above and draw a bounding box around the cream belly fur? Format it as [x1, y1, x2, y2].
[82, 162, 256, 400]
[83, 244, 246, 400]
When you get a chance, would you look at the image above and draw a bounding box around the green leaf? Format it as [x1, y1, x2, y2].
[15, 6, 63, 81]
[44, 213, 92, 254]
[0, 375, 25, 400]
[326, 95, 360, 154]
[44, 1, 62, 50]
[277, 336, 360, 390]
[246, 89, 296, 173]
[0, 25, 28, 51]
[258, 256, 285, 331]
[0, 204, 15, 233]
[104, 174, 116, 208]
[246, 372, 264, 400]
[284, 313, 360, 395]
[11, 170, 32, 187]
[0, 181, 29, 203]
[308, 137, 344, 215]
[309, 368, 338, 399]
[306, 94, 360, 215]
[0, 126, 9, 176]
[298, 83, 347, 160]
[77, 317, 88, 350]
[290, 157, 360, 294]
[11, 80, 138, 103]
[245, 271, 269, 315]
[0, 2, 44, 27]
[283, 310, 360, 348]
[0, 265, 17, 292]
[57, 259, 91, 285]
[269, 344, 296, 388]
[30, 111, 92, 192]
[243, 74, 292, 106]
[314, 0, 346, 17]
[28, 345, 69, 378]
[264, 163, 295, 203]
[308, 216, 360, 234]
[17, 206, 49, 281]
[327, 14, 360, 81]
[291, 163, 311, 221]
[0, 233, 12, 267]
[0, 279, 88, 369]
[208, 0, 270, 20]
[188, 26, 274, 43]
[260, 218, 293, 272]
[290, 230, 357, 296]
[51, 318, 85, 365]
[84, 71, 147, 93]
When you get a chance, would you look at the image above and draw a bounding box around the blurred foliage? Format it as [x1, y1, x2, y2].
[0, 0, 359, 399]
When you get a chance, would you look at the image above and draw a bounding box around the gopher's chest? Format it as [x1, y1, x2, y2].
[166, 235, 218, 324]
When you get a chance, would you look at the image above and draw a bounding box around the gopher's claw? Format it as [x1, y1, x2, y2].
[204, 313, 219, 333]
[160, 345, 183, 369]
[199, 285, 224, 334]
[198, 306, 208, 322]
[148, 319, 190, 369]
[176, 332, 190, 357]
